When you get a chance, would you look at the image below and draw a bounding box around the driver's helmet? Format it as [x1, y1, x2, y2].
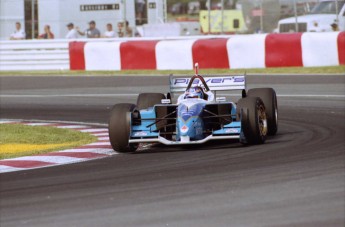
[184, 86, 204, 99]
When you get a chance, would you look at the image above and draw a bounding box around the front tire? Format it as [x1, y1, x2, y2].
[237, 97, 268, 144]
[247, 88, 278, 135]
[108, 103, 138, 153]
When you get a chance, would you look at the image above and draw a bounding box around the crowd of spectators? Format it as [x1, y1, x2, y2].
[9, 20, 133, 40]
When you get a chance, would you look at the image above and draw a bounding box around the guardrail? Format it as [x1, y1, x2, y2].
[0, 40, 70, 71]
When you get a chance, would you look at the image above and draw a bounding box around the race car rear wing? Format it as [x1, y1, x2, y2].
[169, 75, 246, 94]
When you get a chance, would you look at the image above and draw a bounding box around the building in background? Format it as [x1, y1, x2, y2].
[0, 0, 167, 40]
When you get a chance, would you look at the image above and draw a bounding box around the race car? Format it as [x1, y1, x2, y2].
[108, 63, 278, 153]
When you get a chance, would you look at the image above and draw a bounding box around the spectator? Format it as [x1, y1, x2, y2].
[102, 23, 116, 38]
[331, 22, 339, 31]
[117, 22, 124, 37]
[10, 22, 26, 40]
[76, 20, 100, 38]
[38, 25, 54, 39]
[65, 22, 78, 39]
[124, 20, 133, 37]
[117, 21, 133, 38]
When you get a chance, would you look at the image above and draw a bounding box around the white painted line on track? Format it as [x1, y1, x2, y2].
[79, 128, 108, 133]
[0, 165, 25, 173]
[277, 94, 345, 98]
[87, 142, 111, 146]
[58, 148, 114, 155]
[8, 156, 87, 164]
[56, 125, 89, 129]
[91, 132, 109, 136]
[23, 123, 55, 126]
[0, 94, 137, 98]
[0, 119, 107, 128]
[0, 120, 18, 124]
[97, 137, 110, 141]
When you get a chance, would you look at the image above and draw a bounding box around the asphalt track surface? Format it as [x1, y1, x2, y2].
[0, 74, 344, 227]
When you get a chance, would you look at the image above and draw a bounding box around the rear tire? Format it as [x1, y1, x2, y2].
[247, 88, 278, 135]
[237, 97, 268, 144]
[137, 93, 166, 110]
[108, 103, 138, 153]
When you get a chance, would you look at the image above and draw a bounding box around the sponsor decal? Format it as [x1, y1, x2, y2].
[161, 99, 171, 104]
[133, 131, 148, 136]
[225, 128, 239, 133]
[173, 77, 245, 86]
[181, 125, 189, 133]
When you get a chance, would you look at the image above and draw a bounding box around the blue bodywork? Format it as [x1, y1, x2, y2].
[176, 99, 205, 141]
[130, 98, 243, 144]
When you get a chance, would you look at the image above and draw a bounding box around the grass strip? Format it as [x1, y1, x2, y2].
[0, 124, 97, 159]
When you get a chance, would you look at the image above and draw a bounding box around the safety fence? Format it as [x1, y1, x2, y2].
[1, 32, 344, 71]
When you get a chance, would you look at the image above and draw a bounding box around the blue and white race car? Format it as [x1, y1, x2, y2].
[109, 64, 278, 153]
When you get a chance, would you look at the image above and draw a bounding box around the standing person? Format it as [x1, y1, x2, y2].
[65, 23, 78, 39]
[102, 23, 116, 38]
[9, 22, 26, 40]
[124, 20, 133, 37]
[117, 21, 133, 38]
[38, 25, 54, 39]
[76, 20, 100, 38]
[117, 21, 124, 37]
[331, 22, 339, 31]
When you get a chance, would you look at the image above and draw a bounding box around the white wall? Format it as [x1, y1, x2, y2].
[147, 0, 165, 24]
[0, 0, 25, 40]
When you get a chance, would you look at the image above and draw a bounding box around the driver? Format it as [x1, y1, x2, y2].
[176, 85, 214, 104]
[184, 86, 204, 99]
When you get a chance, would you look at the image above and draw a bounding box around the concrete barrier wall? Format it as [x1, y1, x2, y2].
[69, 32, 345, 71]
[1, 33, 343, 71]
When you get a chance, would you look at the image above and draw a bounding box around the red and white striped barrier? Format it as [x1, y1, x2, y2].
[69, 32, 345, 71]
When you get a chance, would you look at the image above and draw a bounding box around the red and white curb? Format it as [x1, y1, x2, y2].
[0, 120, 115, 173]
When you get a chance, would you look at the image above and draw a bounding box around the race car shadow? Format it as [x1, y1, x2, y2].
[133, 133, 288, 154]
[135, 139, 243, 154]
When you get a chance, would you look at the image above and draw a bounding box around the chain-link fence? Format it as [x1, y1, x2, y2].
[167, 0, 344, 33]
[1, 0, 343, 40]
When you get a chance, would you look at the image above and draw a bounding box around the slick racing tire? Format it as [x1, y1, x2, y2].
[247, 88, 278, 135]
[108, 103, 138, 153]
[237, 97, 268, 145]
[137, 93, 166, 110]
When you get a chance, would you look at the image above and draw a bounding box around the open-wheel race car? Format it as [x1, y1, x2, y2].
[108, 63, 278, 153]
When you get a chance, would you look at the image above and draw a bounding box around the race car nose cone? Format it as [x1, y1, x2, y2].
[180, 136, 190, 142]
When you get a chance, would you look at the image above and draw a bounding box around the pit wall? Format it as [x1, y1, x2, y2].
[69, 32, 345, 71]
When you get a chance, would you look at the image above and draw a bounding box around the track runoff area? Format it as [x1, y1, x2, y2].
[0, 120, 113, 173]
